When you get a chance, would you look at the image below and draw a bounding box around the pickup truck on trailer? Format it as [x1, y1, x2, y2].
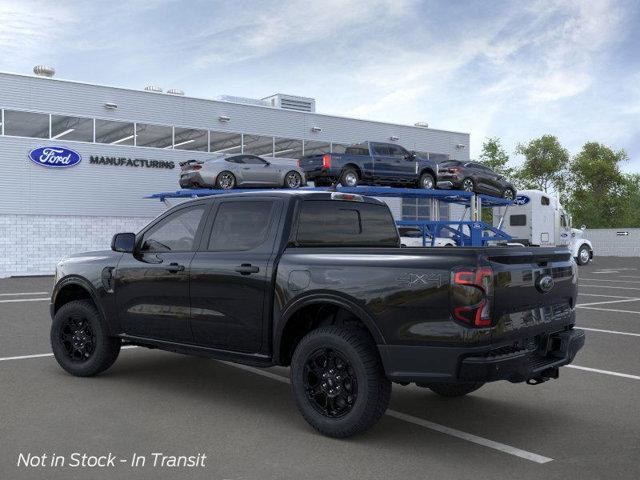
[50, 190, 584, 438]
[299, 141, 439, 189]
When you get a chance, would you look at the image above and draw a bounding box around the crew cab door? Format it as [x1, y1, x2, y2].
[114, 203, 208, 342]
[189, 197, 285, 353]
[370, 143, 394, 181]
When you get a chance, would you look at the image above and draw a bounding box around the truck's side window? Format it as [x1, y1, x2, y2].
[207, 201, 275, 251]
[139, 206, 205, 252]
[372, 144, 390, 156]
[387, 145, 406, 157]
[510, 214, 527, 226]
[296, 201, 399, 247]
[541, 196, 550, 205]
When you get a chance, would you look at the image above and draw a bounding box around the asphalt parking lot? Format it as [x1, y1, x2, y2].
[1, 257, 640, 480]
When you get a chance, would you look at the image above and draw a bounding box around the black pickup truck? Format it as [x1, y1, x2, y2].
[299, 141, 439, 189]
[50, 190, 584, 438]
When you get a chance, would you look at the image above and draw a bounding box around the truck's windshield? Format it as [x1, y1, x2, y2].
[295, 200, 399, 247]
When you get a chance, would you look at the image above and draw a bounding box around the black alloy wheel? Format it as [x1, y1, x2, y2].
[291, 326, 391, 438]
[59, 314, 96, 362]
[303, 348, 358, 418]
[51, 300, 121, 377]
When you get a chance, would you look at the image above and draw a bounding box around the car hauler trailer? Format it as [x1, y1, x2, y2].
[493, 189, 594, 265]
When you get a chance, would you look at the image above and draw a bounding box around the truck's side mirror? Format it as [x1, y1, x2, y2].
[581, 224, 586, 230]
[111, 232, 136, 253]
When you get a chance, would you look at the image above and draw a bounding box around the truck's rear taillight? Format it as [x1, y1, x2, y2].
[192, 165, 202, 170]
[451, 267, 493, 327]
[322, 154, 331, 169]
[297, 159, 301, 167]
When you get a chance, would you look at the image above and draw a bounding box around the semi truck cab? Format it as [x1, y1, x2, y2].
[494, 189, 594, 265]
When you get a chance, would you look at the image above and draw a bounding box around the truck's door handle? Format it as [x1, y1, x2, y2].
[166, 262, 185, 273]
[235, 264, 260, 275]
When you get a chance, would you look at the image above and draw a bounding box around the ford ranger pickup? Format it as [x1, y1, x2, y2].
[50, 190, 584, 438]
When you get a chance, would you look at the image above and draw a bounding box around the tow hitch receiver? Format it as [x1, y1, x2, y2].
[526, 367, 559, 385]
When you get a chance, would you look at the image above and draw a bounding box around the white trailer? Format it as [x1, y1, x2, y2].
[493, 189, 594, 265]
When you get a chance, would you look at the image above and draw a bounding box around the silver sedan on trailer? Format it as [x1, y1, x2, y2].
[179, 154, 306, 190]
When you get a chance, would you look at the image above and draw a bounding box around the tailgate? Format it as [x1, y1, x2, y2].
[486, 248, 577, 344]
[298, 154, 340, 173]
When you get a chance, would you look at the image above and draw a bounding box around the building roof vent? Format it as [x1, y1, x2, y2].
[217, 95, 270, 107]
[414, 122, 429, 128]
[262, 93, 316, 113]
[167, 88, 185, 96]
[144, 85, 163, 93]
[33, 65, 55, 78]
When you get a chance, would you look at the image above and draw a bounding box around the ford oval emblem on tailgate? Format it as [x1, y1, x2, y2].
[536, 274, 555, 293]
[28, 146, 82, 168]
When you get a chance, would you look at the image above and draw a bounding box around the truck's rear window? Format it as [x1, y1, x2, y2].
[295, 200, 399, 247]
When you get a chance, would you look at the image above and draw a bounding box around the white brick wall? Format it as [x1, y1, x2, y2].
[0, 214, 153, 277]
[583, 228, 640, 257]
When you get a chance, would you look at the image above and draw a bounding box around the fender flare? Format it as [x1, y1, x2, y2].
[51, 276, 113, 334]
[273, 292, 385, 364]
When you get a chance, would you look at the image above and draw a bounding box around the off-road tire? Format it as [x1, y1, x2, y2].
[51, 300, 121, 377]
[424, 382, 484, 397]
[291, 326, 391, 438]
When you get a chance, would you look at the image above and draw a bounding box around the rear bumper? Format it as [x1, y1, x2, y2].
[379, 328, 585, 384]
[304, 167, 337, 181]
[179, 172, 210, 188]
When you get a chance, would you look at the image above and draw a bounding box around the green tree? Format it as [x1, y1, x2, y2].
[479, 137, 514, 177]
[566, 142, 628, 228]
[515, 135, 569, 193]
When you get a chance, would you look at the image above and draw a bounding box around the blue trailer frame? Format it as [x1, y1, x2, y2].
[147, 186, 513, 247]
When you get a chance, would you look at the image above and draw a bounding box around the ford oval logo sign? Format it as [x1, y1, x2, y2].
[514, 195, 530, 205]
[536, 274, 555, 294]
[28, 146, 82, 168]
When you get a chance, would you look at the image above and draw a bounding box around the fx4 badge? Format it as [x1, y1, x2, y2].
[397, 272, 444, 288]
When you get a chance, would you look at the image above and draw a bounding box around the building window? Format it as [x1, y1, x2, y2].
[3, 110, 50, 139]
[273, 137, 303, 158]
[210, 131, 242, 154]
[401, 199, 450, 221]
[243, 134, 274, 156]
[303, 140, 331, 156]
[173, 127, 208, 151]
[50, 115, 94, 142]
[95, 119, 135, 145]
[135, 123, 173, 148]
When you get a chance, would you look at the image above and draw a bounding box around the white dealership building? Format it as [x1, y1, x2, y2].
[0, 68, 470, 277]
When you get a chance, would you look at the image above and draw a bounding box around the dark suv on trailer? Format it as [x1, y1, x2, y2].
[437, 160, 516, 199]
[50, 190, 583, 438]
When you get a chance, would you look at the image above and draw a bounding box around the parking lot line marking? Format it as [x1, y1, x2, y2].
[578, 293, 638, 299]
[0, 346, 137, 362]
[576, 305, 640, 314]
[384, 410, 553, 464]
[224, 362, 553, 464]
[0, 352, 53, 362]
[567, 365, 640, 380]
[577, 298, 640, 307]
[0, 292, 49, 296]
[581, 327, 640, 337]
[580, 278, 640, 284]
[579, 284, 640, 291]
[0, 297, 50, 304]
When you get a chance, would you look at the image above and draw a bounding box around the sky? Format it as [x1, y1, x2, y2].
[1, 0, 639, 171]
